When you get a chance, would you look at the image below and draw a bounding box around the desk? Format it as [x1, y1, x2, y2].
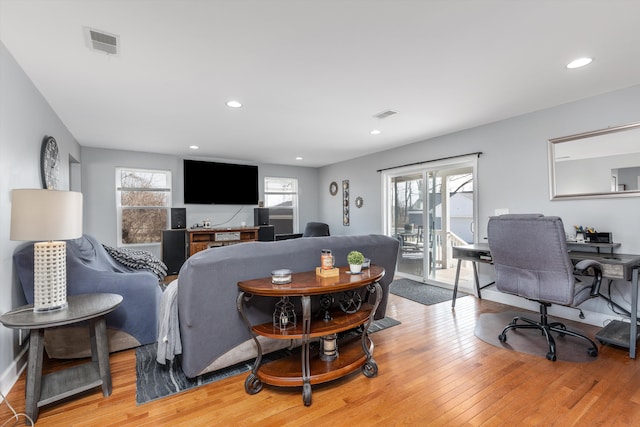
[451, 244, 640, 358]
[451, 243, 493, 308]
[0, 293, 122, 422]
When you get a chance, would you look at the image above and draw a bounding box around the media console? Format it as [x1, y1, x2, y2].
[188, 227, 259, 256]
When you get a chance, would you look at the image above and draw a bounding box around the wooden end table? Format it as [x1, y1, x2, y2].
[0, 293, 122, 423]
[237, 265, 384, 406]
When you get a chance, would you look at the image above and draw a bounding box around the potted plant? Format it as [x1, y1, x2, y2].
[347, 250, 365, 273]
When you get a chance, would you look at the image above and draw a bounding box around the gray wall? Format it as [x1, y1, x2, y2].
[319, 84, 640, 254]
[318, 83, 640, 322]
[0, 42, 81, 394]
[81, 147, 320, 255]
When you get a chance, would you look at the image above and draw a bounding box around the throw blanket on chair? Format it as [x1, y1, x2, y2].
[156, 279, 181, 364]
[103, 245, 168, 281]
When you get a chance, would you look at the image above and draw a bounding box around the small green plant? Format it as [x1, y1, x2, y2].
[347, 250, 365, 265]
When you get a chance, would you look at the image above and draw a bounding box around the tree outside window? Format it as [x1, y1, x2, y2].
[116, 168, 171, 245]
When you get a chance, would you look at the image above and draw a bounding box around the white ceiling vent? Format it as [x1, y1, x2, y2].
[84, 27, 119, 55]
[373, 110, 398, 119]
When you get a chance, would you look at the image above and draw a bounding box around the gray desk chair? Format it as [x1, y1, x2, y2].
[302, 222, 330, 237]
[487, 214, 603, 361]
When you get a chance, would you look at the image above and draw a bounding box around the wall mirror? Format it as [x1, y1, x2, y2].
[548, 121, 640, 200]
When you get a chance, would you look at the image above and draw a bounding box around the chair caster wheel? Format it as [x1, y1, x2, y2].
[587, 347, 598, 357]
[546, 352, 557, 361]
[498, 333, 507, 343]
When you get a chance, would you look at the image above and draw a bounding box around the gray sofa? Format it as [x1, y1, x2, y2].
[177, 234, 399, 378]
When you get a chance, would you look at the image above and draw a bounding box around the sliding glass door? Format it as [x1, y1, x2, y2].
[383, 156, 478, 288]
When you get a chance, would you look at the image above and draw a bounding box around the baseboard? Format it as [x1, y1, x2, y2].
[0, 345, 28, 399]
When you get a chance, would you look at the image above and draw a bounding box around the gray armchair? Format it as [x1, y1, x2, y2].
[487, 214, 602, 361]
[13, 235, 162, 358]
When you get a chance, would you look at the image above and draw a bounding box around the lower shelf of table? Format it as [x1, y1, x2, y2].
[256, 335, 369, 387]
[39, 361, 103, 407]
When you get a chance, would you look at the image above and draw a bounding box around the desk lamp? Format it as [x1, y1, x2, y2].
[10, 189, 83, 312]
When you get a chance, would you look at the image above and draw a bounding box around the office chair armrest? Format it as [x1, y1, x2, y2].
[574, 259, 603, 297]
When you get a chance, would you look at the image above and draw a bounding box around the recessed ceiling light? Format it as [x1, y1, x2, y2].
[566, 57, 593, 69]
[189, 145, 199, 150]
[370, 129, 381, 135]
[295, 156, 303, 160]
[226, 100, 242, 108]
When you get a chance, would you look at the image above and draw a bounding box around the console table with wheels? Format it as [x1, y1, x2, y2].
[236, 265, 384, 406]
[0, 293, 122, 423]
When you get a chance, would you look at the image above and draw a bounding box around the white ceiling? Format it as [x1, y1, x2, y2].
[2, 0, 640, 167]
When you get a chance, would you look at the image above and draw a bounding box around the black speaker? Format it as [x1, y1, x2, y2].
[171, 208, 186, 229]
[258, 225, 275, 241]
[254, 207, 270, 226]
[162, 230, 188, 275]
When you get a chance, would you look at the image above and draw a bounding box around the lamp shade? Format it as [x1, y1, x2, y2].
[10, 189, 83, 241]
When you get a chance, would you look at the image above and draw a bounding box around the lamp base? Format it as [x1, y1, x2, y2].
[33, 302, 68, 313]
[33, 241, 68, 312]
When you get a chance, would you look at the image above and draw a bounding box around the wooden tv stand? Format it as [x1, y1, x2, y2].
[188, 227, 259, 256]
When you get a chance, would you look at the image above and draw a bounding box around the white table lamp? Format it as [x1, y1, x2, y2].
[10, 189, 83, 312]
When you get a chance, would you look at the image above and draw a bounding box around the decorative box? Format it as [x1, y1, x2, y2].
[316, 267, 340, 278]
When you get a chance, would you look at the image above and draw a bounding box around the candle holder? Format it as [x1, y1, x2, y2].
[271, 269, 292, 285]
[319, 334, 338, 361]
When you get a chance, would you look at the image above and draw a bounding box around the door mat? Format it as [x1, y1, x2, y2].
[475, 311, 598, 363]
[389, 278, 466, 305]
[136, 317, 400, 404]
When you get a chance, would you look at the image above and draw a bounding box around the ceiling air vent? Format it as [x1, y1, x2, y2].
[84, 27, 119, 55]
[373, 110, 398, 119]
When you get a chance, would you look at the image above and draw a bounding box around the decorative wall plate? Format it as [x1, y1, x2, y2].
[329, 181, 338, 196]
[355, 196, 364, 208]
[40, 136, 60, 189]
[342, 180, 349, 226]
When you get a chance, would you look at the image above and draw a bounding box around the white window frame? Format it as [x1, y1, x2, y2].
[116, 167, 172, 246]
[264, 176, 299, 234]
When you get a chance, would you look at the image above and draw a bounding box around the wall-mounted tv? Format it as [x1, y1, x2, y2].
[184, 159, 259, 205]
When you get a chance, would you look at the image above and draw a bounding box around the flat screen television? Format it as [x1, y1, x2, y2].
[184, 159, 259, 205]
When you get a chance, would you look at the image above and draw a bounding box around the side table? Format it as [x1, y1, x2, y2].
[0, 293, 122, 423]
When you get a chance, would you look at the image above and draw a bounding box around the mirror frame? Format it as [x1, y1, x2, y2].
[548, 121, 640, 200]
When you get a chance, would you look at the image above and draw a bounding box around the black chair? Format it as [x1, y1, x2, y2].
[302, 222, 330, 237]
[487, 214, 603, 361]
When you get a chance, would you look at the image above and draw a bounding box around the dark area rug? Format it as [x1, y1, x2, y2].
[136, 317, 400, 404]
[475, 311, 598, 363]
[389, 278, 466, 305]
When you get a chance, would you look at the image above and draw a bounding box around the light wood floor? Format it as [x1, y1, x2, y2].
[2, 293, 640, 426]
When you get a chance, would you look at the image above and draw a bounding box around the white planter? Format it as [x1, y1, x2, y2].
[349, 264, 362, 274]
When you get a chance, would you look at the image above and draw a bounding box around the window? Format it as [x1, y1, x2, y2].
[264, 177, 298, 234]
[116, 168, 171, 245]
